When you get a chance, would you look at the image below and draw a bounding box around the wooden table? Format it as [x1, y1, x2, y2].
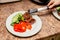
[0, 0, 60, 40]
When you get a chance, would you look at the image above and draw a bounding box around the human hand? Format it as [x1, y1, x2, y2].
[47, 0, 60, 9]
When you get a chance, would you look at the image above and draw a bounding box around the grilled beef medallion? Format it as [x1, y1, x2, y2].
[23, 12, 35, 24]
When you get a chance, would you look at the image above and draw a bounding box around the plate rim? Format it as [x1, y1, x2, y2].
[52, 10, 60, 20]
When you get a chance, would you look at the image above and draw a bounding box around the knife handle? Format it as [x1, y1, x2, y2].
[38, 6, 49, 11]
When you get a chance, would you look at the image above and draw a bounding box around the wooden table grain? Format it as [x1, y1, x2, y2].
[0, 0, 60, 40]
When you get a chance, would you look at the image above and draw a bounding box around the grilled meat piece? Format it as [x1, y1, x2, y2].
[23, 12, 32, 20]
[23, 12, 35, 24]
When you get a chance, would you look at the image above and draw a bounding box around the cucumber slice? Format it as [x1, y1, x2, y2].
[11, 13, 24, 26]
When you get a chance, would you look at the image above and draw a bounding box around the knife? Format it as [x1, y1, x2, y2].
[28, 6, 49, 14]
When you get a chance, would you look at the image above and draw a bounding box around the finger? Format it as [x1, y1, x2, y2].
[49, 3, 55, 8]
[51, 8, 56, 11]
[48, 1, 54, 6]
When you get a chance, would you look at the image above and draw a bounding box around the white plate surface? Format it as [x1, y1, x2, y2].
[6, 11, 42, 37]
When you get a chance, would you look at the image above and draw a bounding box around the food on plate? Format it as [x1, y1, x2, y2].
[11, 12, 35, 33]
[11, 13, 24, 26]
[14, 21, 32, 32]
[56, 7, 60, 16]
[23, 12, 35, 24]
[56, 7, 60, 12]
[58, 12, 60, 16]
[14, 23, 26, 32]
[23, 12, 32, 20]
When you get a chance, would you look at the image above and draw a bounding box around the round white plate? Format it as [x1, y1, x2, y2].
[53, 10, 60, 20]
[6, 11, 42, 37]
